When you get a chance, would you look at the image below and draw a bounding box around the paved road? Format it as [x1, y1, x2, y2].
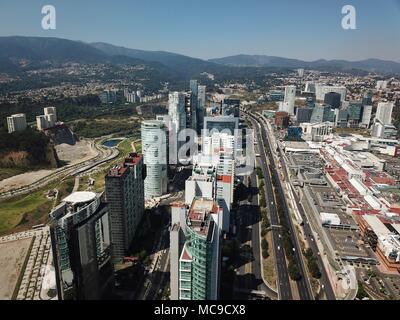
[262, 115, 336, 300]
[246, 115, 293, 300]
[294, 193, 336, 299]
[245, 109, 314, 300]
[234, 169, 278, 300]
[136, 202, 172, 300]
[248, 170, 279, 299]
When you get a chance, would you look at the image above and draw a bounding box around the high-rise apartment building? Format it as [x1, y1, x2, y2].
[192, 132, 235, 232]
[105, 153, 145, 263]
[7, 113, 27, 133]
[170, 197, 222, 300]
[49, 192, 114, 300]
[36, 107, 57, 130]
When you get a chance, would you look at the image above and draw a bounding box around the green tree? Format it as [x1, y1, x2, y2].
[256, 167, 264, 179]
[288, 260, 301, 281]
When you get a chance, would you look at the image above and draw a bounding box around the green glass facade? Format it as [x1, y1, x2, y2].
[179, 221, 216, 300]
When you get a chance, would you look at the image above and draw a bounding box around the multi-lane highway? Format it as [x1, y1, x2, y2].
[244, 109, 314, 300]
[235, 170, 278, 300]
[244, 114, 293, 300]
[257, 113, 336, 300]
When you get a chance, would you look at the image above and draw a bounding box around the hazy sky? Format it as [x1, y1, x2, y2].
[0, 0, 399, 61]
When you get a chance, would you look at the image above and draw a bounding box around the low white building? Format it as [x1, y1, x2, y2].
[301, 122, 333, 142]
[320, 212, 341, 226]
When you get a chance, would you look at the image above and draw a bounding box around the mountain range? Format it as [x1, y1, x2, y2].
[209, 54, 400, 74]
[0, 36, 399, 76]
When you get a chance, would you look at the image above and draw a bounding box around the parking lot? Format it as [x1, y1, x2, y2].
[328, 229, 371, 259]
[0, 235, 33, 299]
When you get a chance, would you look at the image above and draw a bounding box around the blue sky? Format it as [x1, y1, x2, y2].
[0, 0, 399, 61]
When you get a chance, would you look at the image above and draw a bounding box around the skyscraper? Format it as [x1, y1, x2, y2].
[141, 120, 168, 199]
[7, 113, 27, 133]
[203, 116, 239, 137]
[168, 92, 187, 135]
[347, 102, 364, 126]
[190, 80, 199, 131]
[296, 107, 313, 124]
[283, 85, 296, 115]
[316, 85, 347, 102]
[197, 85, 207, 132]
[375, 102, 394, 125]
[304, 82, 316, 93]
[362, 90, 373, 106]
[360, 105, 373, 128]
[49, 192, 114, 300]
[310, 104, 335, 123]
[324, 92, 341, 109]
[191, 133, 236, 233]
[105, 153, 145, 263]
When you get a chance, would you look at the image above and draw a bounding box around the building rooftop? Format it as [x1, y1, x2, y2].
[124, 153, 142, 166]
[107, 165, 129, 177]
[62, 191, 96, 204]
[187, 197, 220, 236]
[107, 153, 142, 177]
[363, 215, 391, 237]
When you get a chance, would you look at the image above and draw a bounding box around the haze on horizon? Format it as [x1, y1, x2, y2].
[0, 0, 399, 62]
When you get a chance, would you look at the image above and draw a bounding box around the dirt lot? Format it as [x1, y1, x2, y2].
[0, 170, 53, 192]
[55, 139, 98, 165]
[0, 237, 33, 299]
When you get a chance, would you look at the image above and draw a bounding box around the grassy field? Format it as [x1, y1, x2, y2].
[0, 178, 74, 236]
[263, 231, 277, 290]
[0, 168, 27, 181]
